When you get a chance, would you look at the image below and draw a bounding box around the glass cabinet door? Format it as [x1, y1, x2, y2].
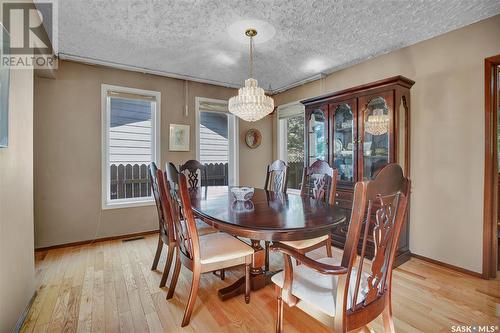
[330, 100, 356, 184]
[359, 92, 394, 180]
[307, 107, 328, 166]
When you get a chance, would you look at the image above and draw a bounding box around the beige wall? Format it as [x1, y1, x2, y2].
[34, 61, 273, 248]
[274, 15, 500, 273]
[0, 68, 35, 331]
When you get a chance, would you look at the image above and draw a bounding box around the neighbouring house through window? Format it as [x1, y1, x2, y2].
[101, 84, 161, 209]
[199, 111, 229, 185]
[196, 98, 239, 186]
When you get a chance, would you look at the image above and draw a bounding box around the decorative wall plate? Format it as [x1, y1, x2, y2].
[245, 128, 262, 149]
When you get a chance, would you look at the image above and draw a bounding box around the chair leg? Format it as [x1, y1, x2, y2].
[382, 305, 395, 333]
[325, 236, 332, 258]
[212, 270, 225, 280]
[276, 294, 284, 333]
[361, 326, 375, 333]
[296, 249, 305, 266]
[166, 251, 181, 300]
[159, 244, 175, 288]
[151, 236, 163, 270]
[244, 264, 250, 304]
[181, 268, 201, 327]
[265, 241, 270, 271]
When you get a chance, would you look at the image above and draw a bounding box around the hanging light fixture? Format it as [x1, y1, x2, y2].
[365, 108, 389, 136]
[228, 29, 274, 122]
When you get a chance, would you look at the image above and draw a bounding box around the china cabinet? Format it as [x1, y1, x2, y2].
[302, 76, 414, 266]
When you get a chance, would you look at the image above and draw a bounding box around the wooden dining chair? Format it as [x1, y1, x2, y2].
[179, 159, 225, 278]
[148, 162, 176, 288]
[271, 164, 410, 333]
[279, 160, 339, 259]
[162, 162, 253, 327]
[264, 160, 289, 193]
[179, 159, 208, 189]
[262, 160, 289, 270]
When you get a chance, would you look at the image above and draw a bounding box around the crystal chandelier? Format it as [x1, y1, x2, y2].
[365, 108, 389, 136]
[228, 29, 274, 122]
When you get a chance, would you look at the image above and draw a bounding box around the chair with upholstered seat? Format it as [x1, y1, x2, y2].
[279, 160, 338, 259]
[179, 159, 225, 278]
[271, 164, 410, 333]
[149, 162, 218, 287]
[161, 162, 253, 327]
[264, 160, 289, 193]
[179, 159, 208, 189]
[149, 162, 176, 288]
[262, 160, 289, 270]
[178, 160, 216, 237]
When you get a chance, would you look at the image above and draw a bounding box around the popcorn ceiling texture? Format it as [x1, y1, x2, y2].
[58, 0, 500, 91]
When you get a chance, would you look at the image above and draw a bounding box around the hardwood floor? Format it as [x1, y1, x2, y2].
[21, 234, 499, 333]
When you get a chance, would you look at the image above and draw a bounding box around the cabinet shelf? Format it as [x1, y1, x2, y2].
[363, 155, 388, 159]
[335, 127, 353, 132]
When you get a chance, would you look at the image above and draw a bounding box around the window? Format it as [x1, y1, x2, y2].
[195, 97, 239, 186]
[277, 102, 305, 191]
[101, 85, 160, 209]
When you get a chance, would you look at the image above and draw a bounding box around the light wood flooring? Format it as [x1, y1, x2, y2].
[21, 234, 500, 333]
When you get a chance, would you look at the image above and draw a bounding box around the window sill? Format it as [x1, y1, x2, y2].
[102, 198, 155, 210]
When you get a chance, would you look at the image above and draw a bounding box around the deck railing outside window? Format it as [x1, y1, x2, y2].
[110, 162, 229, 200]
[110, 163, 151, 199]
[203, 162, 229, 186]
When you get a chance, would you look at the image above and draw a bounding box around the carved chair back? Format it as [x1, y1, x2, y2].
[300, 160, 338, 205]
[155, 166, 176, 245]
[264, 160, 289, 193]
[165, 162, 201, 264]
[179, 159, 208, 189]
[149, 162, 167, 237]
[336, 163, 410, 331]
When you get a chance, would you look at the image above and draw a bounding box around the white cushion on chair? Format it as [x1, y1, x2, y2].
[195, 218, 217, 235]
[199, 232, 254, 265]
[271, 257, 369, 316]
[280, 235, 329, 249]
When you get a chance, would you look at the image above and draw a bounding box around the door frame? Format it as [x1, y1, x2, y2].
[195, 97, 239, 186]
[483, 55, 500, 279]
[276, 101, 306, 194]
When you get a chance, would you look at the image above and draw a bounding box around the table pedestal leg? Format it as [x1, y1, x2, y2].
[217, 239, 273, 301]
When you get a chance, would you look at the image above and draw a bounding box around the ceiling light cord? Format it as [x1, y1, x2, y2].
[249, 34, 254, 78]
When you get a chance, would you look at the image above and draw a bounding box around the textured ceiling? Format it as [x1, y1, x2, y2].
[57, 0, 500, 92]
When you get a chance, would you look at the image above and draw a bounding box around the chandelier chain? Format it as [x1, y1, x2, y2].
[249, 34, 254, 78]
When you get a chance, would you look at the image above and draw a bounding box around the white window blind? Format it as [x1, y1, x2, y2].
[277, 102, 304, 119]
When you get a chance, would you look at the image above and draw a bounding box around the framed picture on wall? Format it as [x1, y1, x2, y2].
[169, 124, 190, 151]
[0, 24, 10, 148]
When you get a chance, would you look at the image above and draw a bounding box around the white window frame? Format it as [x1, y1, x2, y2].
[195, 97, 239, 186]
[101, 84, 161, 209]
[276, 101, 305, 194]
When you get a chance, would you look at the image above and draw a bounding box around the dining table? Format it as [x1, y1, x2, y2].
[189, 186, 347, 301]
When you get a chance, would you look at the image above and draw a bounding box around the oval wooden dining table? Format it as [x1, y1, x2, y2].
[189, 186, 347, 301]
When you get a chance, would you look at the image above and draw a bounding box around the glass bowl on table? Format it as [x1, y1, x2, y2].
[230, 187, 254, 202]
